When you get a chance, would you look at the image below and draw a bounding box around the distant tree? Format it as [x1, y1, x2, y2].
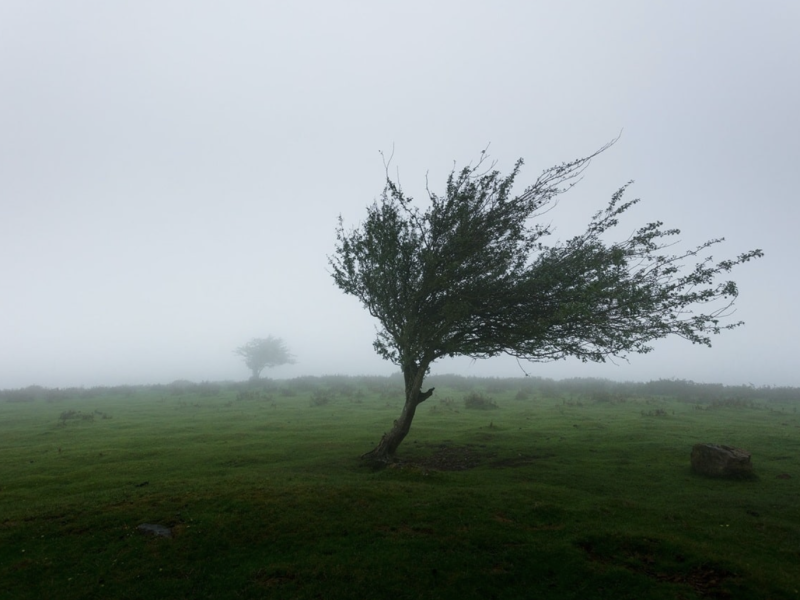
[234, 336, 295, 380]
[329, 141, 762, 463]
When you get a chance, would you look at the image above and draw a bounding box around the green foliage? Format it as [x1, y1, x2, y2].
[330, 142, 762, 371]
[309, 390, 331, 406]
[463, 392, 498, 410]
[234, 335, 295, 379]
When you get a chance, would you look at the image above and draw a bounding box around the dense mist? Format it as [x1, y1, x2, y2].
[1, 2, 796, 389]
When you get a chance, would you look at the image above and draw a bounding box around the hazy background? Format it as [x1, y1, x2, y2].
[1, 1, 796, 389]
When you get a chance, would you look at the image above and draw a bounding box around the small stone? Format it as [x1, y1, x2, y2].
[691, 443, 753, 478]
[137, 523, 172, 538]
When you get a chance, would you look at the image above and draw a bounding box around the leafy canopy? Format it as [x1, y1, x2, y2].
[330, 143, 762, 373]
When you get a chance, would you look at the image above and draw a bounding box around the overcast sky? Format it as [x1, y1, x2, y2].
[1, 1, 797, 389]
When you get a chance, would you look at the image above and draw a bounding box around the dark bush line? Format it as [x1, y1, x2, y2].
[3, 375, 799, 404]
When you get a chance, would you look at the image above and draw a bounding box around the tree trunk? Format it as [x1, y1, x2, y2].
[362, 362, 434, 464]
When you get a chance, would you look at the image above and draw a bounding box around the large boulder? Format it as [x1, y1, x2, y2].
[691, 443, 753, 478]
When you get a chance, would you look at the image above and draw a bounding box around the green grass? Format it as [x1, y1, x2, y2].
[1, 380, 799, 599]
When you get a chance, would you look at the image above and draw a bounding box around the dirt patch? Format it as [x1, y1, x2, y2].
[652, 565, 735, 598]
[253, 566, 299, 587]
[376, 524, 435, 536]
[490, 453, 556, 468]
[579, 535, 737, 598]
[408, 443, 496, 471]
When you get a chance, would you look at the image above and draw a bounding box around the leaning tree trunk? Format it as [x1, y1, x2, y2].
[362, 362, 434, 464]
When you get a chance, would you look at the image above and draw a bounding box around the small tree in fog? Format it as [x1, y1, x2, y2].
[234, 336, 295, 380]
[329, 140, 763, 463]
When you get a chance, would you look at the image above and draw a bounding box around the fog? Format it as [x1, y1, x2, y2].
[1, 1, 797, 389]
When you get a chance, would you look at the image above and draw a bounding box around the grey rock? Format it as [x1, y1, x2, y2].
[691, 443, 753, 478]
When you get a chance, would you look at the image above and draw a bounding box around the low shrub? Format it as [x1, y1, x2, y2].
[463, 392, 498, 410]
[237, 390, 273, 402]
[310, 391, 331, 407]
[58, 410, 97, 424]
[641, 408, 668, 417]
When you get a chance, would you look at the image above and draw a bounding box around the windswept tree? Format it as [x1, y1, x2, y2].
[234, 336, 295, 380]
[329, 141, 762, 463]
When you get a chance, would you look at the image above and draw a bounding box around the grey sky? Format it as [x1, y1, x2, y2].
[1, 1, 797, 388]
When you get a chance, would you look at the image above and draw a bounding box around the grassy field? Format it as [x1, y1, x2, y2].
[1, 377, 799, 599]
